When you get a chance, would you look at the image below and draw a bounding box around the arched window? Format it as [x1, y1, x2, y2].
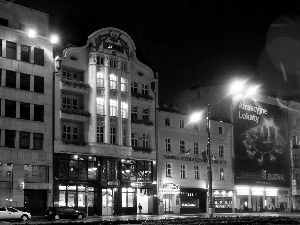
[110, 99, 117, 117]
[97, 71, 104, 87]
[121, 102, 127, 119]
[96, 98, 105, 115]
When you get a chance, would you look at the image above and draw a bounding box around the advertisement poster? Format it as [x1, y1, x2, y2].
[233, 98, 290, 187]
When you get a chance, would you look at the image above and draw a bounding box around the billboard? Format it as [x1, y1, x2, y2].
[233, 98, 290, 187]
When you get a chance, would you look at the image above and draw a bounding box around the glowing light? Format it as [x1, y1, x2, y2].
[28, 29, 36, 38]
[50, 34, 59, 44]
[245, 85, 260, 97]
[190, 111, 203, 123]
[229, 80, 246, 95]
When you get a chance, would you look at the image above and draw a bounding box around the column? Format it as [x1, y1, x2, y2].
[117, 71, 122, 145]
[104, 56, 110, 144]
[88, 53, 97, 143]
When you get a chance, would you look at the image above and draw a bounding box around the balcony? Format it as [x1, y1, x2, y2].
[61, 138, 87, 146]
[60, 108, 90, 122]
[61, 78, 90, 94]
[132, 147, 152, 154]
[131, 93, 153, 102]
[131, 118, 153, 126]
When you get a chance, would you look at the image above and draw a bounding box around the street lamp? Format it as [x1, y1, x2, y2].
[190, 104, 213, 217]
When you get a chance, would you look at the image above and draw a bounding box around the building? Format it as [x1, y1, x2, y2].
[53, 27, 158, 216]
[173, 85, 293, 212]
[0, 0, 54, 215]
[157, 104, 233, 214]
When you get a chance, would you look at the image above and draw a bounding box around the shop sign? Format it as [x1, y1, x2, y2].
[162, 183, 180, 190]
[68, 180, 88, 185]
[233, 99, 290, 187]
[131, 182, 144, 188]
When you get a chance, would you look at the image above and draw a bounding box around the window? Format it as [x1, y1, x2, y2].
[109, 74, 117, 89]
[19, 131, 30, 149]
[220, 168, 225, 181]
[20, 73, 30, 91]
[165, 117, 171, 126]
[96, 98, 104, 115]
[24, 165, 48, 183]
[121, 102, 127, 119]
[5, 130, 16, 148]
[142, 84, 148, 95]
[218, 127, 223, 135]
[62, 97, 78, 109]
[123, 129, 126, 145]
[194, 124, 198, 131]
[97, 57, 104, 65]
[0, 39, 2, 56]
[218, 146, 224, 158]
[63, 126, 71, 139]
[110, 99, 117, 117]
[111, 127, 116, 144]
[73, 128, 78, 140]
[102, 158, 118, 180]
[20, 102, 30, 120]
[34, 48, 44, 66]
[194, 166, 199, 179]
[137, 161, 153, 182]
[293, 154, 299, 164]
[131, 132, 138, 147]
[131, 106, 138, 120]
[6, 41, 16, 60]
[5, 100, 16, 118]
[131, 82, 137, 94]
[34, 104, 44, 122]
[293, 135, 297, 145]
[33, 133, 43, 150]
[97, 126, 104, 143]
[6, 70, 16, 88]
[121, 160, 136, 181]
[194, 142, 199, 155]
[122, 188, 135, 207]
[180, 140, 185, 153]
[121, 77, 127, 92]
[142, 108, 149, 121]
[166, 163, 172, 177]
[180, 164, 186, 178]
[96, 72, 104, 87]
[62, 71, 71, 79]
[34, 76, 44, 93]
[180, 119, 184, 128]
[142, 134, 149, 148]
[165, 139, 171, 152]
[21, 45, 30, 62]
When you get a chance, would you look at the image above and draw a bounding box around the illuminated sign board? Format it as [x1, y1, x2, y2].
[233, 99, 290, 187]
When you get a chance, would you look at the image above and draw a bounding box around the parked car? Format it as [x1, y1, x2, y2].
[0, 207, 31, 221]
[44, 207, 86, 220]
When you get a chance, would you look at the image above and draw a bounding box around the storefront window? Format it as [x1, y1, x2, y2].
[59, 154, 98, 180]
[122, 188, 135, 207]
[58, 185, 95, 208]
[136, 161, 153, 182]
[121, 160, 136, 181]
[180, 192, 199, 208]
[24, 165, 48, 183]
[101, 159, 118, 180]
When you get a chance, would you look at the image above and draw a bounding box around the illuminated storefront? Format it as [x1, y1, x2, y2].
[213, 190, 233, 213]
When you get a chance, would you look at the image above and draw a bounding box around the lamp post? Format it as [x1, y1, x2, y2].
[206, 104, 213, 217]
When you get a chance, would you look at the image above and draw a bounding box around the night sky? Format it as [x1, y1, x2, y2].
[14, 0, 300, 103]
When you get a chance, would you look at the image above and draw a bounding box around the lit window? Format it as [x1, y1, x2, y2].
[121, 102, 127, 119]
[121, 77, 127, 92]
[180, 164, 186, 179]
[109, 74, 117, 90]
[220, 168, 225, 181]
[97, 98, 105, 115]
[97, 72, 104, 87]
[110, 99, 117, 117]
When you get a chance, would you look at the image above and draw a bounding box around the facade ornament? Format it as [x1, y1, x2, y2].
[89, 54, 97, 65]
[104, 56, 110, 66]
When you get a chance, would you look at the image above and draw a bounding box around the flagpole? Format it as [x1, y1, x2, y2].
[207, 104, 213, 217]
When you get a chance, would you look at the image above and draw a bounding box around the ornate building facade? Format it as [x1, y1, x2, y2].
[53, 27, 158, 215]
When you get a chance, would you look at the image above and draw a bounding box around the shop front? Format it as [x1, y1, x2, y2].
[180, 188, 206, 214]
[213, 190, 233, 213]
[160, 183, 180, 214]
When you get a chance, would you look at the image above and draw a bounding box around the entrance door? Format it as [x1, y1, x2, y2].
[163, 194, 173, 213]
[102, 189, 113, 216]
[24, 190, 47, 216]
